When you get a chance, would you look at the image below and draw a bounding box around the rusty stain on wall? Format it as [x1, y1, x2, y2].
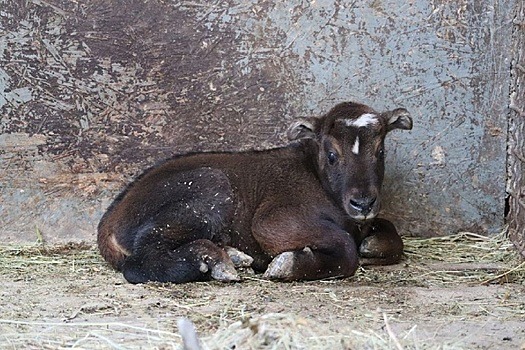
[0, 0, 516, 243]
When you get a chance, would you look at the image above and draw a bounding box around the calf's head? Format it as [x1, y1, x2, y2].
[288, 102, 412, 221]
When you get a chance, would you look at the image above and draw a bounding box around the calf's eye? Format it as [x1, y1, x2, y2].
[327, 151, 338, 165]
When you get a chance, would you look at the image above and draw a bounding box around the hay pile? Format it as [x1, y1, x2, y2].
[327, 229, 525, 288]
[401, 230, 525, 285]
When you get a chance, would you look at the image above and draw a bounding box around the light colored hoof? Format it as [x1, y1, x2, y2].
[210, 261, 240, 282]
[262, 251, 295, 280]
[225, 247, 254, 268]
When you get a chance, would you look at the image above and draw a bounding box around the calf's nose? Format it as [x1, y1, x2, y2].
[349, 197, 376, 216]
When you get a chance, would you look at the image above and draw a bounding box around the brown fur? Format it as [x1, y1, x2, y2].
[97, 102, 412, 283]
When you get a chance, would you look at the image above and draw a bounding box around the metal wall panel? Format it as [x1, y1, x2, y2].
[0, 0, 514, 242]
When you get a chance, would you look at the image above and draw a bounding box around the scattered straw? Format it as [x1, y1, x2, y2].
[0, 229, 523, 287]
[355, 229, 525, 286]
[1, 229, 523, 287]
[199, 312, 398, 350]
[0, 231, 523, 349]
[0, 242, 105, 279]
[382, 311, 403, 350]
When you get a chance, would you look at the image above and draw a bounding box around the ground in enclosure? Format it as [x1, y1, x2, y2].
[1, 233, 524, 349]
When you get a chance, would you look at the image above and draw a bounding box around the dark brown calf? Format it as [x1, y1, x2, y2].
[97, 102, 412, 283]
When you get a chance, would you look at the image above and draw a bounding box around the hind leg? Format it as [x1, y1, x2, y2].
[118, 167, 238, 283]
[122, 239, 238, 283]
[355, 218, 404, 265]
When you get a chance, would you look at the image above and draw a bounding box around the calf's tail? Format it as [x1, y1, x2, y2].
[97, 215, 129, 270]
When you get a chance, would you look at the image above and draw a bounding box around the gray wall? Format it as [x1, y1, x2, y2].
[0, 0, 516, 243]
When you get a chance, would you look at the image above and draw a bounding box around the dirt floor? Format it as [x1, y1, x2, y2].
[1, 235, 524, 350]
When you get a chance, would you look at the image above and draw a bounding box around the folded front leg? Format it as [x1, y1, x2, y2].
[356, 218, 404, 266]
[252, 207, 359, 281]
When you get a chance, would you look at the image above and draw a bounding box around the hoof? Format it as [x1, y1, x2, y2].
[262, 252, 295, 280]
[359, 236, 403, 266]
[210, 261, 240, 282]
[359, 236, 385, 258]
[225, 247, 254, 268]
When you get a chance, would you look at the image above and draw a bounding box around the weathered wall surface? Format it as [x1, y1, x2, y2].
[508, 1, 525, 257]
[0, 0, 515, 243]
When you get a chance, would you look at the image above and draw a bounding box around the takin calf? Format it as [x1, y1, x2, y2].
[98, 102, 412, 284]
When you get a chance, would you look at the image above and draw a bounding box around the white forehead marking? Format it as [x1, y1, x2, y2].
[352, 136, 360, 155]
[345, 113, 379, 128]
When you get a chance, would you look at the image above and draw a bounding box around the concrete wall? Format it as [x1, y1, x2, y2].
[0, 0, 518, 243]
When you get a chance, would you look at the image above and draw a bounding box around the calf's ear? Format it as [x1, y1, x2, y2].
[287, 118, 318, 141]
[383, 108, 413, 132]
